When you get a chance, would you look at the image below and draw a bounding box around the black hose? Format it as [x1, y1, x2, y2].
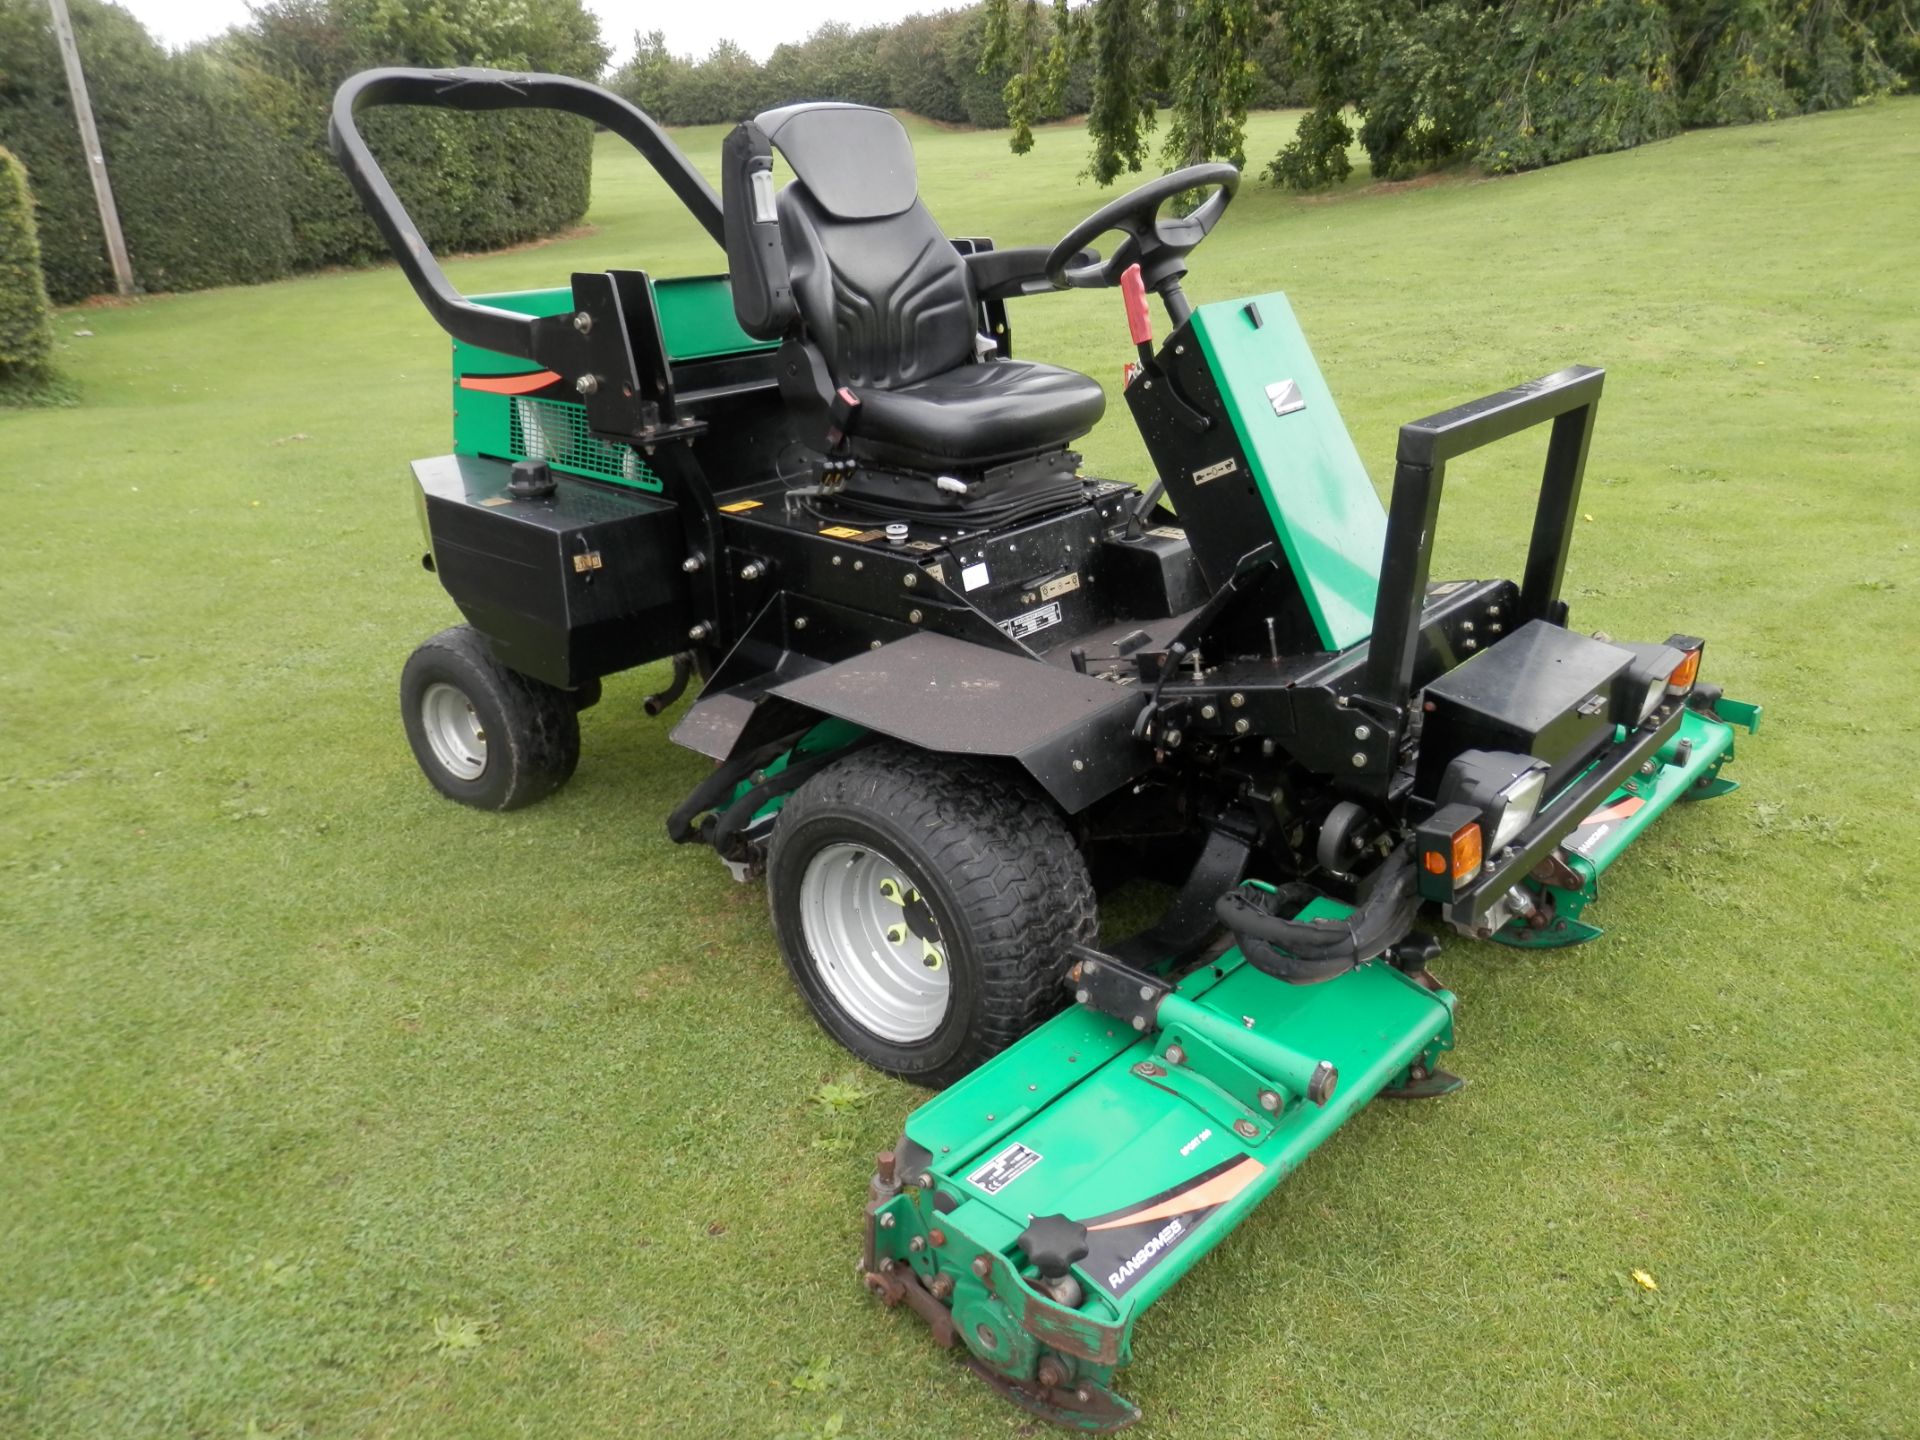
[643, 652, 694, 716]
[1215, 849, 1421, 985]
[664, 730, 808, 844]
[704, 733, 880, 859]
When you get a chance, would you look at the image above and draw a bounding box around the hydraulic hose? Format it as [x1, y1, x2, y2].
[1215, 849, 1421, 985]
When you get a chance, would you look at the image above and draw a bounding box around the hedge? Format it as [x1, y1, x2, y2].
[0, 145, 54, 375]
[0, 0, 598, 303]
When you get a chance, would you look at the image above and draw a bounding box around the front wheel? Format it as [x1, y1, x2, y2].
[399, 625, 580, 810]
[767, 744, 1097, 1087]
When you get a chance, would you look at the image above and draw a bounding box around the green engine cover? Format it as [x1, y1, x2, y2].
[1189, 292, 1387, 650]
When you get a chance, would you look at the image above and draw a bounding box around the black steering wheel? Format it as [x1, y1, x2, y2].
[1044, 162, 1241, 293]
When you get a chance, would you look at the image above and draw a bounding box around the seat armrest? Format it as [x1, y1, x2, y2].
[964, 245, 1097, 301]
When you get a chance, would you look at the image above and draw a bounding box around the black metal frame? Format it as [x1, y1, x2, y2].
[1364, 366, 1604, 711]
[328, 68, 723, 369]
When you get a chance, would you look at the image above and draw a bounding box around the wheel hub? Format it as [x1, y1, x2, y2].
[800, 842, 951, 1043]
[419, 681, 487, 781]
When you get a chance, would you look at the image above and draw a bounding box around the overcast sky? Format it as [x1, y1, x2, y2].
[115, 0, 929, 65]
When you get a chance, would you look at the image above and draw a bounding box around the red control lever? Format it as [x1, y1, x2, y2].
[1120, 264, 1153, 348]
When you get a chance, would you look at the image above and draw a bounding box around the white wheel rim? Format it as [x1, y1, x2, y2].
[799, 841, 951, 1043]
[420, 681, 487, 781]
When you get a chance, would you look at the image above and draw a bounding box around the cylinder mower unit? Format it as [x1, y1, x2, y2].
[331, 67, 1760, 1430]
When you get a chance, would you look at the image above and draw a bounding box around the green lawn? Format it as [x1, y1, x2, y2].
[4, 102, 1919, 1439]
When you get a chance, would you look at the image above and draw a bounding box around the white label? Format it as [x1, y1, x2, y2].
[1000, 602, 1063, 641]
[1192, 458, 1238, 485]
[967, 1141, 1042, 1195]
[1265, 378, 1306, 417]
[961, 561, 990, 591]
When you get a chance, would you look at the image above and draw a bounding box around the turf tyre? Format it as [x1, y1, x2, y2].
[399, 625, 580, 811]
[767, 743, 1098, 1087]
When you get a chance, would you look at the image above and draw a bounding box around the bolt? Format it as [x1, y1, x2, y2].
[1230, 692, 1245, 708]
[1174, 343, 1186, 356]
[869, 639, 883, 651]
[793, 616, 808, 630]
[1336, 695, 1350, 708]
[1234, 718, 1250, 734]
[1234, 1118, 1260, 1139]
[681, 554, 703, 573]
[688, 621, 712, 641]
[1487, 605, 1503, 619]
[1165, 1044, 1186, 1065]
[1259, 1089, 1281, 1112]
[831, 555, 842, 566]
[1133, 1061, 1163, 1078]
[575, 373, 599, 396]
[909, 1235, 925, 1253]
[878, 1212, 896, 1229]
[918, 1172, 932, 1188]
[908, 608, 923, 623]
[1354, 724, 1372, 741]
[903, 572, 918, 588]
[1350, 752, 1367, 768]
[929, 1273, 954, 1299]
[1139, 984, 1155, 1001]
[1071, 759, 1085, 772]
[1201, 704, 1217, 720]
[572, 311, 593, 333]
[1461, 620, 1476, 634]
[930, 1228, 946, 1247]
[853, 559, 864, 571]
[1463, 638, 1479, 652]
[1037, 1356, 1070, 1388]
[976, 1323, 999, 1351]
[1261, 738, 1276, 757]
[739, 561, 765, 580]
[1075, 988, 1091, 1004]
[1165, 728, 1183, 748]
[1489, 622, 1504, 635]
[1131, 1015, 1148, 1031]
[1076, 1387, 1094, 1404]
[971, 1255, 993, 1278]
[1242, 1015, 1255, 1029]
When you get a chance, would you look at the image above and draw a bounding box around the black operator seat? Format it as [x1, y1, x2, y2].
[722, 103, 1105, 472]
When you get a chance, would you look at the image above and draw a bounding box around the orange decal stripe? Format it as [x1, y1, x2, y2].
[1580, 795, 1646, 828]
[459, 369, 563, 395]
[1087, 1157, 1266, 1231]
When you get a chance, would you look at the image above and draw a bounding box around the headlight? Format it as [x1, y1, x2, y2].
[1435, 750, 1552, 855]
[1491, 764, 1547, 849]
[1611, 642, 1686, 726]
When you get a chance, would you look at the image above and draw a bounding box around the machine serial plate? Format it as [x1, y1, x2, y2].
[967, 1142, 1043, 1195]
[1000, 602, 1063, 640]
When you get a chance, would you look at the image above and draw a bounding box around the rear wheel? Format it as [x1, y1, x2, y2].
[767, 743, 1097, 1087]
[399, 625, 580, 810]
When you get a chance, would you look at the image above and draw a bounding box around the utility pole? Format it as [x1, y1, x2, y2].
[45, 0, 134, 297]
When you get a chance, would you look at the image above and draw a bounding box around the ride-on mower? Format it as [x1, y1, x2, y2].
[332, 69, 1760, 1430]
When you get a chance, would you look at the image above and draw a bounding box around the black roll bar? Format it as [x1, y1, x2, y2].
[328, 67, 725, 361]
[1363, 365, 1605, 711]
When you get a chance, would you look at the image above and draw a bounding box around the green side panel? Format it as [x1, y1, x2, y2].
[1189, 292, 1386, 650]
[449, 275, 775, 491]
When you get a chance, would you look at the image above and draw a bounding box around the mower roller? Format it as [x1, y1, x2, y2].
[332, 68, 1760, 1429]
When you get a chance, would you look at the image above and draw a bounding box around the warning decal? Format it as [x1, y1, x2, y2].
[966, 1142, 1043, 1196]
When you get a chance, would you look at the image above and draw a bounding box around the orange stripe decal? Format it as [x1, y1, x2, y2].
[1088, 1157, 1266, 1231]
[459, 369, 562, 395]
[1580, 795, 1645, 828]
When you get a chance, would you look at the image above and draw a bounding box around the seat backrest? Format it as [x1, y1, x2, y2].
[758, 104, 976, 390]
